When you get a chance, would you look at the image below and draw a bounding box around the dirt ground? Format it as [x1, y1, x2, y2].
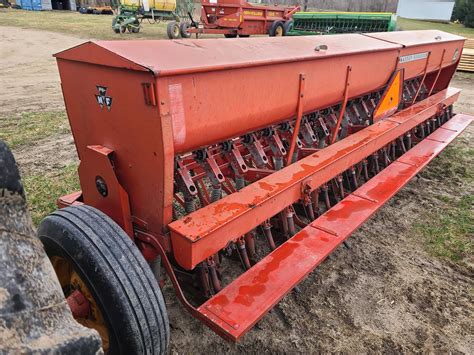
[1, 26, 473, 353]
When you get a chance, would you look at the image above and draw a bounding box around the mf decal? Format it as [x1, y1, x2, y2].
[399, 52, 429, 64]
[95, 85, 113, 111]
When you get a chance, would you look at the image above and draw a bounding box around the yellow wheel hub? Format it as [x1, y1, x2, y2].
[51, 256, 110, 353]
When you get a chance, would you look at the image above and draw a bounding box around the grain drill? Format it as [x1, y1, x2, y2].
[39, 30, 472, 353]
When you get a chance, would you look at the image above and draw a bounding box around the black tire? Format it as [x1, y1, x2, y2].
[238, 34, 250, 38]
[0, 140, 24, 198]
[179, 22, 191, 38]
[224, 33, 237, 38]
[269, 20, 285, 36]
[167, 21, 180, 39]
[38, 205, 169, 354]
[283, 20, 293, 34]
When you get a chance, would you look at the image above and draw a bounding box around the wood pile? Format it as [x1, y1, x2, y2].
[458, 38, 474, 72]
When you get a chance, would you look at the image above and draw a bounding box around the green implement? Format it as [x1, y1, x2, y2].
[288, 11, 397, 36]
[111, 0, 194, 34]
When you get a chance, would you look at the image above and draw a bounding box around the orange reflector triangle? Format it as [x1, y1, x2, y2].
[373, 69, 404, 122]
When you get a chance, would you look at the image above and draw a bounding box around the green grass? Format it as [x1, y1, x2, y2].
[414, 142, 474, 263]
[0, 111, 70, 148]
[0, 8, 169, 39]
[23, 164, 80, 225]
[415, 194, 473, 262]
[398, 17, 474, 37]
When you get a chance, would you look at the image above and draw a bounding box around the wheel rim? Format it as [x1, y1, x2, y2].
[173, 25, 179, 37]
[275, 26, 283, 36]
[51, 256, 110, 352]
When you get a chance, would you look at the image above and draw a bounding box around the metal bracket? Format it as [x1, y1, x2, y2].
[175, 159, 198, 196]
[330, 65, 352, 144]
[286, 73, 306, 166]
[78, 145, 134, 237]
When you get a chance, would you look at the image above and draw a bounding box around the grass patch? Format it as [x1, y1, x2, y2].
[23, 164, 79, 225]
[0, 111, 70, 148]
[398, 17, 474, 37]
[413, 140, 474, 264]
[0, 8, 169, 40]
[415, 194, 473, 263]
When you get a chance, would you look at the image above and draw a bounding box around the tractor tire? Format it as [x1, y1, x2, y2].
[179, 22, 191, 38]
[38, 205, 170, 354]
[269, 20, 285, 36]
[167, 21, 180, 39]
[224, 34, 237, 38]
[283, 19, 294, 34]
[0, 140, 24, 198]
[239, 34, 250, 38]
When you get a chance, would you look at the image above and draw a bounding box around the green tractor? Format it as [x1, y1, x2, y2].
[111, 0, 194, 35]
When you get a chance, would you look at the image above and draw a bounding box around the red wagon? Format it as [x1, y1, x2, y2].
[167, 0, 299, 38]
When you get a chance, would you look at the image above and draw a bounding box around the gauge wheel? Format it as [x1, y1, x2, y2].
[224, 33, 237, 38]
[269, 20, 285, 36]
[239, 34, 250, 38]
[179, 21, 191, 38]
[38, 205, 169, 354]
[167, 21, 180, 39]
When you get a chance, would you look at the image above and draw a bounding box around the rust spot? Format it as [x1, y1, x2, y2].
[184, 216, 192, 224]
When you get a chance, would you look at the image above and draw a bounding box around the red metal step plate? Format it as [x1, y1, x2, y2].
[197, 113, 473, 342]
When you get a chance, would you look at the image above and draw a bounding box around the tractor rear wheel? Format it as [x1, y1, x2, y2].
[179, 22, 191, 38]
[269, 20, 285, 36]
[167, 21, 180, 39]
[38, 205, 169, 354]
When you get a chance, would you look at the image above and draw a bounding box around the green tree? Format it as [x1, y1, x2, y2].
[464, 0, 474, 27]
[452, 0, 474, 28]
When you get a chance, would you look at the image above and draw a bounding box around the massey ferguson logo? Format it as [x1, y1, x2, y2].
[95, 85, 112, 111]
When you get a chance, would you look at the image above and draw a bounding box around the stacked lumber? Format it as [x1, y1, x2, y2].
[458, 38, 474, 72]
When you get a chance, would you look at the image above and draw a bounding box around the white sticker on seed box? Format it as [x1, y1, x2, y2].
[169, 83, 186, 146]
